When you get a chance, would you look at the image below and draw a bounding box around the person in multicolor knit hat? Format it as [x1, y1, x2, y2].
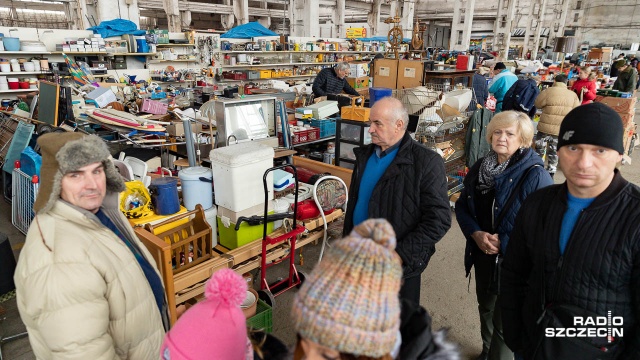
[291, 218, 402, 359]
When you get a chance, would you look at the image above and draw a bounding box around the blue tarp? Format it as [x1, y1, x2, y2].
[356, 36, 412, 43]
[88, 19, 146, 38]
[221, 22, 278, 39]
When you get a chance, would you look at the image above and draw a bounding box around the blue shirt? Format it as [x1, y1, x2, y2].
[559, 193, 595, 255]
[352, 146, 400, 226]
[95, 209, 165, 315]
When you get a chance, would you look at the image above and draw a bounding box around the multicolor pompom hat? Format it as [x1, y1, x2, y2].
[291, 218, 403, 357]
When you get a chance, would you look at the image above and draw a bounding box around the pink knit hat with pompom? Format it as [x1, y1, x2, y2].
[161, 268, 249, 360]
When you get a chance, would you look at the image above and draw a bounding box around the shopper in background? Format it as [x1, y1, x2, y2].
[610, 53, 625, 77]
[535, 74, 581, 178]
[161, 268, 253, 360]
[343, 97, 451, 304]
[473, 67, 490, 108]
[570, 66, 597, 104]
[455, 111, 552, 360]
[14, 133, 167, 359]
[613, 60, 638, 93]
[312, 62, 360, 97]
[293, 219, 460, 360]
[567, 63, 578, 80]
[488, 62, 518, 113]
[501, 103, 640, 359]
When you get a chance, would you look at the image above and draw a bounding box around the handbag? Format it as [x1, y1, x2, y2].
[487, 165, 540, 295]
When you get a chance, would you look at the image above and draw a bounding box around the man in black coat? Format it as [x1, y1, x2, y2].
[501, 103, 640, 359]
[312, 62, 360, 97]
[343, 97, 451, 304]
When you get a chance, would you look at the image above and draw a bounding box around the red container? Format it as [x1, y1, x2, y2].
[295, 199, 335, 220]
[307, 127, 320, 141]
[18, 81, 30, 89]
[8, 81, 18, 90]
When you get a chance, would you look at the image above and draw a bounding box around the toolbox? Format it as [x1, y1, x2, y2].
[340, 96, 370, 122]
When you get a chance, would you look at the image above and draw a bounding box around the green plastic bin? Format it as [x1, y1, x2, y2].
[247, 299, 273, 333]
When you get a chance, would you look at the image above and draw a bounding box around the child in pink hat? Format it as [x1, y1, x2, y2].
[161, 268, 252, 360]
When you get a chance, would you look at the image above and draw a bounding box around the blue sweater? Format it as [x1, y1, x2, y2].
[352, 148, 399, 226]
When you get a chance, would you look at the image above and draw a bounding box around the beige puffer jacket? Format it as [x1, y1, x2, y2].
[534, 82, 581, 136]
[14, 193, 165, 360]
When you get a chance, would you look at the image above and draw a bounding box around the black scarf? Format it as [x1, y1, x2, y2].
[476, 149, 524, 192]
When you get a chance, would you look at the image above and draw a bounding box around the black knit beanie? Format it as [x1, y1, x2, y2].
[557, 102, 624, 154]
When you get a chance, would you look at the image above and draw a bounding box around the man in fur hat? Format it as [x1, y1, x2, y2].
[14, 133, 167, 359]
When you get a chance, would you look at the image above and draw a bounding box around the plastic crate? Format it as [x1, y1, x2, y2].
[310, 118, 337, 138]
[293, 128, 309, 143]
[141, 98, 169, 115]
[307, 127, 320, 141]
[259, 70, 272, 79]
[247, 71, 260, 80]
[223, 72, 247, 80]
[246, 299, 273, 333]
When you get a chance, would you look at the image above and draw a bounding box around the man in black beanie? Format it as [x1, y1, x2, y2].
[501, 102, 640, 359]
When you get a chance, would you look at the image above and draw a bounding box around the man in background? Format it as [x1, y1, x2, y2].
[488, 62, 518, 113]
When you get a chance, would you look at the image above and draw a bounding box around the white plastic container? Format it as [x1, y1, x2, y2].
[178, 166, 213, 211]
[0, 64, 9, 73]
[23, 62, 35, 72]
[210, 142, 275, 212]
[203, 206, 218, 248]
[272, 198, 290, 230]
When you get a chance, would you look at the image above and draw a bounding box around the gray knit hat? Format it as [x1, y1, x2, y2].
[34, 133, 125, 213]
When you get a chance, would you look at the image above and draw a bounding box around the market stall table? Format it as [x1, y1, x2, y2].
[423, 69, 476, 87]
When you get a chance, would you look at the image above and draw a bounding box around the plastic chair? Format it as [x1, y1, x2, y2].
[312, 176, 348, 262]
[122, 157, 150, 187]
[111, 159, 134, 181]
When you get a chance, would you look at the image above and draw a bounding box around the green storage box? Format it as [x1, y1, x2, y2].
[247, 299, 273, 333]
[217, 213, 274, 250]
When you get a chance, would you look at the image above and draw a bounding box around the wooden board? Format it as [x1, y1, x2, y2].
[292, 156, 353, 190]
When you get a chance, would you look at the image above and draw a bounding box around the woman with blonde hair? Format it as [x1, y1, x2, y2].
[571, 66, 597, 104]
[456, 111, 553, 360]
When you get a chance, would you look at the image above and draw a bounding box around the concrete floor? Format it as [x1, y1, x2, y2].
[3, 114, 640, 359]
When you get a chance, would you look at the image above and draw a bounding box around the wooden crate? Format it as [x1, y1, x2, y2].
[145, 205, 213, 274]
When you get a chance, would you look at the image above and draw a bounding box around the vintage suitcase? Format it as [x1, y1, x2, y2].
[340, 96, 370, 122]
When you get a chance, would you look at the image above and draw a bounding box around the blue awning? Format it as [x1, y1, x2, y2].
[88, 19, 146, 38]
[221, 22, 278, 39]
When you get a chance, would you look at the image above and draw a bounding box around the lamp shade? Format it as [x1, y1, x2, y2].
[554, 36, 577, 53]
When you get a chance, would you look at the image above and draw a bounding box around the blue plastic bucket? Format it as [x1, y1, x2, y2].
[149, 177, 180, 215]
[369, 87, 393, 107]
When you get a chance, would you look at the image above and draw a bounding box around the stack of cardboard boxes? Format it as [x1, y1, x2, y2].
[55, 35, 108, 53]
[595, 95, 637, 156]
[372, 59, 424, 90]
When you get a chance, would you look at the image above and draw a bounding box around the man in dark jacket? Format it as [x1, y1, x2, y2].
[501, 78, 539, 118]
[613, 60, 638, 93]
[312, 62, 360, 97]
[343, 97, 451, 304]
[501, 103, 640, 359]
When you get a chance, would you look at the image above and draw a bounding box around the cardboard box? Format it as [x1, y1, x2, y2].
[620, 113, 635, 128]
[373, 59, 398, 89]
[396, 60, 424, 89]
[349, 62, 369, 77]
[596, 96, 637, 115]
[166, 122, 204, 137]
[347, 76, 369, 89]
